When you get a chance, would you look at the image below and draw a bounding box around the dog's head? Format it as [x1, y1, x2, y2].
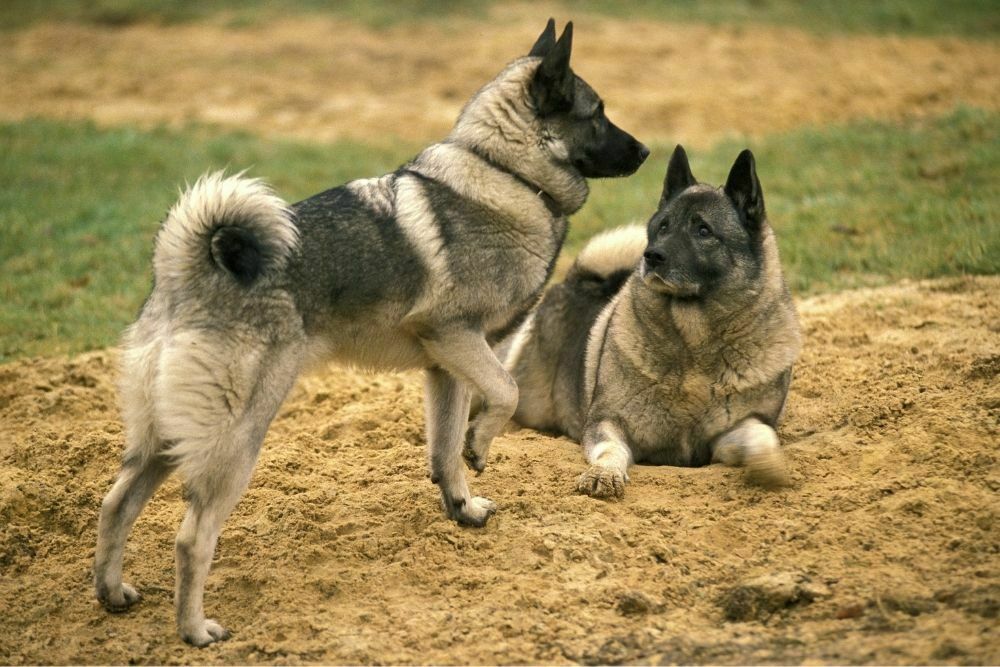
[641, 145, 767, 299]
[527, 19, 649, 178]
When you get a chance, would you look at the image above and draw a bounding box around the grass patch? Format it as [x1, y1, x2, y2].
[572, 0, 1000, 38]
[1, 108, 997, 361]
[581, 106, 999, 294]
[2, 0, 997, 37]
[0, 0, 491, 31]
[0, 120, 410, 362]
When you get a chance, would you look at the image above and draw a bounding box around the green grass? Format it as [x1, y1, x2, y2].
[2, 0, 997, 37]
[1, 108, 998, 361]
[571, 0, 1000, 38]
[0, 0, 492, 31]
[581, 106, 1000, 294]
[0, 121, 411, 362]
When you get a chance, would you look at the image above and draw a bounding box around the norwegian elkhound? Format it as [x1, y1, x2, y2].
[93, 19, 648, 646]
[503, 145, 801, 498]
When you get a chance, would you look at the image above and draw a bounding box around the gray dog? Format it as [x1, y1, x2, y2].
[93, 19, 648, 646]
[504, 145, 801, 498]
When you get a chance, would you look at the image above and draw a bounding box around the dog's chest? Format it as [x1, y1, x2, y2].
[483, 214, 567, 338]
[596, 323, 750, 463]
[624, 334, 791, 464]
[617, 369, 725, 465]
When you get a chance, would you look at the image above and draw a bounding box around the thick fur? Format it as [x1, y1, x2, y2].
[505, 146, 801, 499]
[94, 19, 648, 647]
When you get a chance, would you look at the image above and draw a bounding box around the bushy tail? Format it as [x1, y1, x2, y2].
[152, 171, 296, 293]
[566, 224, 646, 291]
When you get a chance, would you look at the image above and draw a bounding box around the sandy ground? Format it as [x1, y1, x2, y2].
[2, 8, 998, 146]
[0, 276, 997, 665]
[1, 7, 998, 665]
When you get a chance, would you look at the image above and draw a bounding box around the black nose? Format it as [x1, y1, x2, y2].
[637, 143, 650, 162]
[643, 247, 666, 267]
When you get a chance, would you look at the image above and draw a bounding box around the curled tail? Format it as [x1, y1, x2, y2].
[152, 171, 296, 293]
[566, 224, 646, 294]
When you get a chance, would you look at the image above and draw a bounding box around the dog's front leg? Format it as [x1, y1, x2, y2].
[577, 420, 632, 499]
[421, 329, 518, 474]
[711, 417, 789, 487]
[423, 366, 497, 526]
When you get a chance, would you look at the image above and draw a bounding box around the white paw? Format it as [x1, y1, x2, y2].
[745, 447, 790, 488]
[469, 496, 497, 516]
[97, 582, 141, 613]
[462, 426, 490, 473]
[716, 421, 791, 488]
[445, 494, 497, 527]
[180, 618, 231, 647]
[577, 464, 627, 499]
[712, 440, 743, 466]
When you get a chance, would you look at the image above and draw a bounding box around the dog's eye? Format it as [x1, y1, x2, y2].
[691, 214, 711, 238]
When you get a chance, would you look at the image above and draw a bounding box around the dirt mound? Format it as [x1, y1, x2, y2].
[0, 276, 997, 664]
[3, 9, 998, 145]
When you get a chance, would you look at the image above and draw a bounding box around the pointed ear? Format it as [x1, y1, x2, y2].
[528, 18, 557, 57]
[660, 145, 697, 206]
[724, 149, 766, 231]
[531, 21, 574, 115]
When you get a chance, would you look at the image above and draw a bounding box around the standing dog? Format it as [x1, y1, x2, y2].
[94, 20, 648, 646]
[504, 145, 801, 497]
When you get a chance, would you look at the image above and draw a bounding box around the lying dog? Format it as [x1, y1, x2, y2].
[94, 19, 648, 646]
[504, 145, 801, 497]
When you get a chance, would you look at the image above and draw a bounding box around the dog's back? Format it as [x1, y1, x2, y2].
[504, 225, 644, 437]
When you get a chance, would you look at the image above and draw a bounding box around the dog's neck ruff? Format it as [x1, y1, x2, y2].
[400, 140, 570, 221]
[461, 145, 564, 218]
[511, 171, 562, 218]
[402, 162, 562, 221]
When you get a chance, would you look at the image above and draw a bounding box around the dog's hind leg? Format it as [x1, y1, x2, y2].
[173, 480, 247, 647]
[95, 454, 173, 612]
[577, 420, 632, 499]
[95, 336, 173, 612]
[711, 417, 789, 487]
[421, 329, 518, 475]
[161, 340, 301, 646]
[424, 366, 497, 527]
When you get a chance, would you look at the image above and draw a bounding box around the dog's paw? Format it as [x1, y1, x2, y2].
[97, 582, 141, 613]
[712, 440, 743, 467]
[577, 464, 627, 499]
[462, 426, 489, 474]
[744, 447, 790, 488]
[443, 494, 497, 527]
[180, 619, 231, 647]
[462, 441, 488, 474]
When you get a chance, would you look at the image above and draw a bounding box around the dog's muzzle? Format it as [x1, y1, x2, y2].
[641, 257, 700, 298]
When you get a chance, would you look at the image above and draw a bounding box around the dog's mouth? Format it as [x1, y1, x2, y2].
[641, 263, 700, 298]
[573, 133, 650, 179]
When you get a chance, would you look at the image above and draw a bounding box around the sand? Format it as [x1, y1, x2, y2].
[1, 8, 998, 664]
[1, 276, 997, 665]
[1, 9, 998, 146]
